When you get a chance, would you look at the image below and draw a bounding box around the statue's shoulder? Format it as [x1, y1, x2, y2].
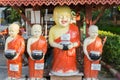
[83, 37, 93, 45]
[97, 36, 102, 39]
[70, 24, 79, 30]
[50, 25, 56, 29]
[27, 37, 33, 42]
[40, 36, 46, 41]
[6, 36, 11, 42]
[49, 25, 58, 32]
[18, 35, 24, 40]
[96, 36, 102, 42]
[84, 37, 89, 43]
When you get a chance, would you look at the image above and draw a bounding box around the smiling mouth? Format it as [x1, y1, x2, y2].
[61, 20, 67, 24]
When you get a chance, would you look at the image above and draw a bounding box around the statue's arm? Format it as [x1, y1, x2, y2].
[83, 39, 92, 61]
[4, 37, 9, 52]
[49, 28, 63, 49]
[27, 38, 33, 59]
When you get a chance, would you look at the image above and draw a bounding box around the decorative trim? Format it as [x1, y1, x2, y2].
[0, 0, 120, 6]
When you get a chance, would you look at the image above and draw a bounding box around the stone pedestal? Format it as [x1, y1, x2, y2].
[50, 73, 83, 80]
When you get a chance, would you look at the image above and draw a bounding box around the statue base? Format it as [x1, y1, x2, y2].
[49, 72, 83, 80]
[50, 70, 79, 76]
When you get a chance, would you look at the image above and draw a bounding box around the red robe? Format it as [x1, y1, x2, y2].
[84, 37, 103, 78]
[7, 35, 25, 78]
[29, 36, 47, 78]
[52, 24, 80, 72]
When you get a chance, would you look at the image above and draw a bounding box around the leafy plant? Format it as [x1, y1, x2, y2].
[97, 23, 120, 35]
[117, 6, 120, 11]
[4, 7, 21, 23]
[99, 30, 120, 70]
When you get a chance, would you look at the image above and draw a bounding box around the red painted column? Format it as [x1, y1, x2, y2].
[85, 5, 92, 37]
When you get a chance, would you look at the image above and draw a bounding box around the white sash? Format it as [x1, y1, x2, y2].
[61, 34, 70, 41]
[10, 64, 19, 71]
[34, 63, 44, 70]
[91, 63, 101, 71]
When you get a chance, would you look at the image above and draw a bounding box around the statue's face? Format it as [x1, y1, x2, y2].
[89, 27, 98, 38]
[53, 6, 71, 27]
[9, 26, 19, 37]
[32, 26, 42, 38]
[58, 12, 71, 27]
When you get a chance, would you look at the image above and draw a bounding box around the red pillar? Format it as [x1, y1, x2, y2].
[85, 5, 92, 36]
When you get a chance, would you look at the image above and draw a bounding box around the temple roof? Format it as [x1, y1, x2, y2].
[0, 0, 120, 6]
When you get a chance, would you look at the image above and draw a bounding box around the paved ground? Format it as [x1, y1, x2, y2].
[0, 50, 28, 80]
[0, 49, 117, 80]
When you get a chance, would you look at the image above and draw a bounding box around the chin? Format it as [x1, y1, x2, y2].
[91, 36, 97, 38]
[34, 36, 39, 38]
[10, 35, 15, 38]
[61, 26, 66, 28]
[62, 24, 69, 27]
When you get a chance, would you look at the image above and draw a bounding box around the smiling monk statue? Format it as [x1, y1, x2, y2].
[4, 23, 25, 80]
[83, 25, 104, 80]
[27, 24, 47, 80]
[49, 5, 80, 76]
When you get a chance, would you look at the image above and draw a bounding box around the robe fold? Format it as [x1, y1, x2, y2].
[7, 35, 25, 78]
[29, 36, 47, 78]
[84, 37, 103, 78]
[52, 24, 80, 73]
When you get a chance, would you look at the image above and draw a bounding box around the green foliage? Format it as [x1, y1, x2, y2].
[99, 30, 120, 70]
[118, 6, 120, 11]
[92, 10, 100, 20]
[4, 7, 21, 23]
[92, 9, 111, 21]
[97, 23, 120, 35]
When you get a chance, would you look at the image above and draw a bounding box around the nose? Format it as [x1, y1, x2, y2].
[61, 16, 66, 19]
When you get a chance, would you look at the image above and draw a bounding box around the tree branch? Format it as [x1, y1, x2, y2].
[12, 6, 32, 27]
[92, 6, 107, 25]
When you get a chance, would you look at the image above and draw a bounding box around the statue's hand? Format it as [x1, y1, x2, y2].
[68, 42, 78, 49]
[12, 54, 19, 60]
[68, 43, 74, 49]
[88, 56, 93, 61]
[57, 44, 63, 49]
[30, 55, 35, 60]
[85, 54, 93, 61]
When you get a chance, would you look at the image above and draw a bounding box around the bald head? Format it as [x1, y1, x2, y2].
[31, 24, 42, 31]
[53, 5, 72, 26]
[89, 25, 98, 32]
[9, 23, 20, 32]
[8, 23, 20, 37]
[31, 24, 42, 37]
[88, 25, 98, 38]
[53, 6, 71, 15]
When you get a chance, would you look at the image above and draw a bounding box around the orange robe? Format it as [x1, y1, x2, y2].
[84, 37, 103, 78]
[7, 35, 25, 78]
[29, 36, 47, 78]
[52, 24, 80, 72]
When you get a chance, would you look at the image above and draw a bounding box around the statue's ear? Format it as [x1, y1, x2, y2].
[52, 14, 58, 25]
[88, 31, 90, 35]
[71, 11, 76, 20]
[52, 15, 55, 21]
[17, 29, 20, 34]
[71, 11, 76, 16]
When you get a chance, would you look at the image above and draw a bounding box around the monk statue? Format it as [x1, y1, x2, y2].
[83, 25, 104, 80]
[27, 24, 47, 80]
[4, 23, 25, 80]
[49, 6, 80, 76]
